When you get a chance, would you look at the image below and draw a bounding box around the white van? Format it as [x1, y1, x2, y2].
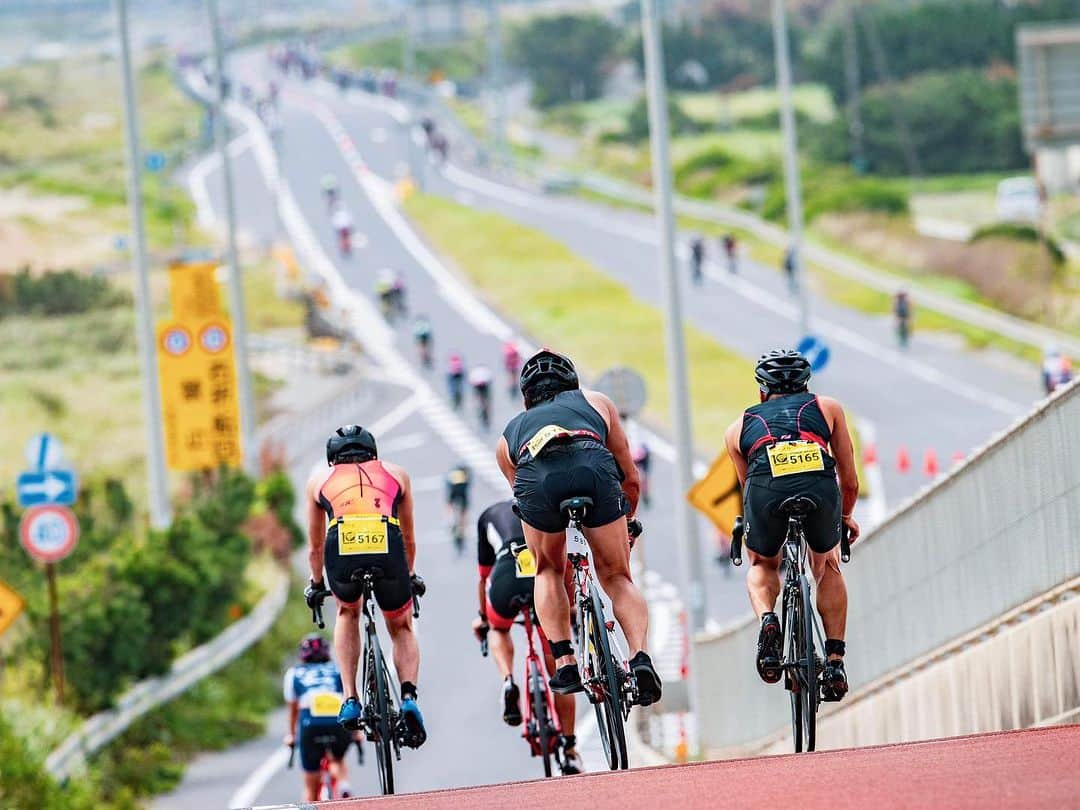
[996, 176, 1042, 223]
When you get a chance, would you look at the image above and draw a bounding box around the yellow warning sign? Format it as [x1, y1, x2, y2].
[168, 261, 222, 322]
[157, 319, 242, 471]
[0, 579, 26, 638]
[687, 450, 742, 536]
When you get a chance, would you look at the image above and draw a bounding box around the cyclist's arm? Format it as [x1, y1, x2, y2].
[820, 396, 860, 520]
[282, 668, 299, 744]
[306, 473, 327, 585]
[386, 462, 417, 573]
[476, 514, 496, 617]
[590, 392, 641, 515]
[724, 419, 748, 487]
[496, 436, 516, 487]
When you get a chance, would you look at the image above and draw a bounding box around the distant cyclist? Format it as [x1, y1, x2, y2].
[496, 349, 661, 704]
[723, 350, 860, 702]
[413, 315, 434, 368]
[722, 233, 738, 275]
[283, 634, 356, 801]
[471, 500, 583, 775]
[894, 289, 912, 349]
[445, 463, 471, 554]
[304, 426, 427, 747]
[1041, 343, 1073, 396]
[469, 364, 494, 430]
[447, 353, 466, 410]
[375, 269, 402, 321]
[321, 173, 339, 210]
[689, 235, 705, 285]
[331, 204, 353, 257]
[503, 341, 522, 399]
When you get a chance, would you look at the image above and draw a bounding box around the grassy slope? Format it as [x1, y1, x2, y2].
[402, 192, 760, 451]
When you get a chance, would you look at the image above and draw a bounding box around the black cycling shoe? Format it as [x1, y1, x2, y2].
[630, 651, 662, 707]
[756, 613, 783, 684]
[502, 678, 522, 726]
[549, 664, 585, 695]
[822, 658, 849, 702]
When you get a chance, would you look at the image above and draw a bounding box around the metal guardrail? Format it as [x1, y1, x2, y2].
[694, 380, 1080, 754]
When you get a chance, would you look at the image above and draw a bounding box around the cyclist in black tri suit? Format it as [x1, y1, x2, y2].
[724, 349, 860, 702]
[470, 500, 583, 775]
[495, 349, 662, 706]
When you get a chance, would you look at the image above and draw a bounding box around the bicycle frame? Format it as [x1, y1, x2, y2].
[781, 517, 825, 680]
[519, 607, 563, 759]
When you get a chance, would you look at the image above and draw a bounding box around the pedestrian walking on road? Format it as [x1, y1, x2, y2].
[722, 233, 738, 275]
[689, 235, 705, 285]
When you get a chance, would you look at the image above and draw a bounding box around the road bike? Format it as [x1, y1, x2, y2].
[310, 569, 424, 794]
[731, 496, 851, 753]
[286, 735, 363, 800]
[479, 594, 566, 778]
[561, 496, 642, 771]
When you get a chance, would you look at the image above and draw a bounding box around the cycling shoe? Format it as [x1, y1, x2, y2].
[337, 696, 363, 731]
[398, 698, 427, 748]
[502, 678, 522, 726]
[630, 651, 662, 707]
[549, 664, 585, 695]
[756, 613, 783, 684]
[561, 748, 585, 775]
[822, 659, 849, 702]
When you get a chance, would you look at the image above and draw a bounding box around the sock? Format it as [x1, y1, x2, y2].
[401, 681, 418, 702]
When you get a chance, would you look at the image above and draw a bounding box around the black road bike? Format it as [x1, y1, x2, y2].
[311, 569, 424, 794]
[731, 496, 851, 753]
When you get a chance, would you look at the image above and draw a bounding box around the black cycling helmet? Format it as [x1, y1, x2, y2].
[326, 424, 377, 465]
[299, 633, 331, 663]
[754, 349, 812, 395]
[519, 349, 579, 408]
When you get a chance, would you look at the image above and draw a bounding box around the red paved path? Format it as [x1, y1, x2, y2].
[293, 725, 1079, 809]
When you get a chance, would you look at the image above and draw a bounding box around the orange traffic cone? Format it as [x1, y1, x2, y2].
[863, 442, 878, 466]
[924, 449, 940, 477]
[897, 446, 911, 473]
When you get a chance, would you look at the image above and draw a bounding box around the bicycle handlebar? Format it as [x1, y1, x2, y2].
[840, 526, 852, 564]
[730, 516, 745, 567]
[310, 587, 333, 629]
[287, 742, 296, 769]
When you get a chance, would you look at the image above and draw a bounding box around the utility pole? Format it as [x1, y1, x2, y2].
[206, 0, 257, 474]
[113, 0, 171, 528]
[771, 0, 811, 336]
[640, 0, 706, 643]
[401, 0, 415, 80]
[842, 1, 866, 173]
[484, 0, 507, 169]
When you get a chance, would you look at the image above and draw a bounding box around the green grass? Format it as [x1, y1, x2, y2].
[402, 192, 759, 449]
[678, 84, 836, 125]
[244, 258, 306, 333]
[331, 35, 484, 81]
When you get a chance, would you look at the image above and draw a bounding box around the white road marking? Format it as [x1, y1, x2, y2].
[226, 744, 290, 809]
[377, 432, 427, 453]
[367, 395, 422, 438]
[186, 131, 254, 229]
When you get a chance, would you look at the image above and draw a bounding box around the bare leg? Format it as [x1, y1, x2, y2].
[335, 602, 362, 700]
[302, 771, 322, 802]
[585, 518, 648, 655]
[489, 628, 515, 679]
[746, 550, 782, 618]
[810, 548, 847, 659]
[327, 758, 349, 796]
[385, 608, 420, 686]
[524, 525, 572, 667]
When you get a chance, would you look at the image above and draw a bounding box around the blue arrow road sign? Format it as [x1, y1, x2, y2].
[145, 152, 167, 172]
[796, 335, 831, 373]
[17, 470, 78, 507]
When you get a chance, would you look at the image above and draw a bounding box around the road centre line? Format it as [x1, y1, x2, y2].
[226, 737, 290, 809]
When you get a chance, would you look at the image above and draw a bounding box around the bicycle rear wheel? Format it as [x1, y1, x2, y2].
[587, 582, 629, 771]
[529, 658, 554, 777]
[369, 635, 395, 794]
[782, 584, 803, 753]
[799, 574, 818, 752]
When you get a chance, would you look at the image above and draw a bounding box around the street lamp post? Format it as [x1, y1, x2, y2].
[113, 0, 171, 528]
[206, 0, 257, 474]
[771, 0, 811, 336]
[640, 0, 706, 718]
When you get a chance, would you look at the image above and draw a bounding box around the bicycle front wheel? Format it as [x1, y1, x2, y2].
[799, 574, 818, 752]
[529, 658, 554, 778]
[370, 637, 396, 794]
[587, 583, 628, 771]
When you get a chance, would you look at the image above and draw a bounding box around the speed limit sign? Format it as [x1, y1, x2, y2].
[20, 505, 79, 563]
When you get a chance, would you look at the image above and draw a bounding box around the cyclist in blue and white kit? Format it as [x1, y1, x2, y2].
[283, 634, 356, 801]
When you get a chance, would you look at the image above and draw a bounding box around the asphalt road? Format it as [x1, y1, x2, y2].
[305, 75, 1040, 511]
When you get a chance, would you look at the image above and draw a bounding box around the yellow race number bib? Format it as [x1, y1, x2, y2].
[514, 547, 537, 579]
[337, 515, 390, 555]
[525, 424, 570, 458]
[766, 441, 825, 478]
[310, 692, 343, 717]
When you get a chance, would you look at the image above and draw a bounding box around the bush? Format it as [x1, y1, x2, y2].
[0, 268, 128, 317]
[624, 95, 701, 142]
[509, 14, 620, 108]
[673, 145, 779, 199]
[0, 714, 100, 810]
[971, 223, 1065, 265]
[761, 172, 909, 223]
[804, 69, 1026, 176]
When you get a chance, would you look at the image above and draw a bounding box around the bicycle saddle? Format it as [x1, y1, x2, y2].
[559, 496, 593, 519]
[349, 566, 386, 582]
[778, 495, 817, 516]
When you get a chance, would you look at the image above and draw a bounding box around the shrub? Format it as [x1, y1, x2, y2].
[509, 14, 620, 108]
[673, 145, 779, 198]
[624, 95, 701, 142]
[970, 223, 1065, 266]
[761, 172, 908, 222]
[0, 268, 129, 317]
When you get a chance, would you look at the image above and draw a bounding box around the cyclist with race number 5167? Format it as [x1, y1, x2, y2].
[723, 350, 860, 701]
